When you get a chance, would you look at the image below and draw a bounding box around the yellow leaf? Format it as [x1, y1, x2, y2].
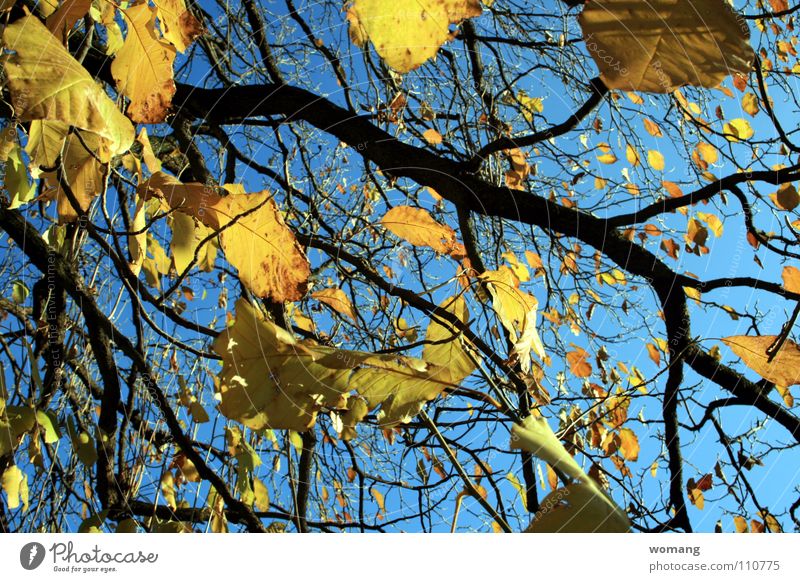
[688, 486, 705, 509]
[213, 298, 456, 432]
[782, 266, 800, 294]
[1, 465, 27, 510]
[511, 415, 584, 482]
[625, 143, 640, 166]
[154, 0, 204, 52]
[723, 118, 755, 141]
[4, 144, 37, 210]
[723, 335, 800, 386]
[578, 0, 753, 92]
[422, 128, 443, 145]
[643, 118, 663, 137]
[501, 251, 530, 283]
[647, 150, 665, 171]
[141, 172, 310, 302]
[618, 428, 639, 461]
[696, 211, 724, 237]
[128, 197, 148, 276]
[312, 287, 357, 322]
[350, 0, 482, 73]
[733, 515, 748, 533]
[525, 481, 630, 533]
[777, 384, 794, 407]
[168, 211, 218, 274]
[742, 92, 759, 116]
[370, 487, 386, 513]
[696, 142, 718, 164]
[505, 472, 528, 511]
[112, 3, 177, 123]
[137, 128, 162, 173]
[423, 295, 479, 384]
[2, 16, 134, 156]
[511, 416, 630, 533]
[253, 477, 270, 511]
[25, 121, 110, 223]
[518, 93, 544, 122]
[596, 153, 618, 165]
[381, 205, 457, 255]
[479, 268, 544, 372]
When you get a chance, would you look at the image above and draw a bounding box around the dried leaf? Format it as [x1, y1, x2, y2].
[579, 0, 753, 92]
[312, 288, 357, 322]
[112, 4, 177, 123]
[141, 172, 310, 302]
[723, 335, 800, 386]
[381, 206, 458, 255]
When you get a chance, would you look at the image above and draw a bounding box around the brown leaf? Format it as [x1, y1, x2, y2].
[782, 266, 800, 294]
[566, 348, 592, 378]
[154, 0, 204, 52]
[646, 343, 661, 366]
[722, 335, 800, 386]
[46, 0, 92, 44]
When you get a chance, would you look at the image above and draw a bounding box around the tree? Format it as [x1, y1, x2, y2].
[0, 0, 798, 534]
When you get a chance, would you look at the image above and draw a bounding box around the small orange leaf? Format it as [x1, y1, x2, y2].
[566, 348, 592, 378]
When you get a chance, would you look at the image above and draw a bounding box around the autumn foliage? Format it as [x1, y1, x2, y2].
[0, 0, 799, 534]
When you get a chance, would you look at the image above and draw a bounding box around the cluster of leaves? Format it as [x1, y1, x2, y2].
[0, 0, 799, 534]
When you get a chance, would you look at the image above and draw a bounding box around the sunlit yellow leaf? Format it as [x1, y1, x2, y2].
[2, 16, 134, 155]
[312, 287, 357, 322]
[350, 0, 482, 73]
[423, 295, 479, 384]
[647, 150, 665, 171]
[422, 128, 443, 145]
[742, 92, 759, 116]
[723, 118, 754, 141]
[154, 0, 204, 52]
[381, 205, 458, 255]
[1, 466, 28, 511]
[141, 172, 310, 302]
[618, 428, 639, 461]
[213, 298, 456, 432]
[112, 3, 177, 123]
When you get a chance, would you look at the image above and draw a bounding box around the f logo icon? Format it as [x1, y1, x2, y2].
[19, 542, 45, 570]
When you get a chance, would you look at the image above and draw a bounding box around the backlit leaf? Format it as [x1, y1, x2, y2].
[312, 288, 357, 322]
[2, 15, 134, 155]
[578, 0, 753, 92]
[723, 335, 800, 386]
[349, 0, 482, 73]
[141, 172, 310, 302]
[111, 3, 177, 123]
[213, 298, 457, 432]
[381, 206, 458, 255]
[423, 295, 479, 384]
